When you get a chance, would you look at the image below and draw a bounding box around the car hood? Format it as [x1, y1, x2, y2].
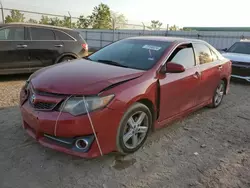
[30, 59, 144, 95]
[222, 52, 250, 63]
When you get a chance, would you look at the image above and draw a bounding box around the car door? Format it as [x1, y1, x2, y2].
[27, 27, 64, 71]
[193, 43, 221, 104]
[0, 26, 30, 74]
[158, 43, 201, 122]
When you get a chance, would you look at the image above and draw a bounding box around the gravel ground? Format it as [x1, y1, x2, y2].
[0, 75, 250, 188]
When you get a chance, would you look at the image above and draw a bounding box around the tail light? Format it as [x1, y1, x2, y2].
[82, 43, 88, 51]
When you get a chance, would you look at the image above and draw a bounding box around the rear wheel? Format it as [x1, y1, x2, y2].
[58, 56, 75, 63]
[116, 103, 152, 154]
[209, 80, 225, 108]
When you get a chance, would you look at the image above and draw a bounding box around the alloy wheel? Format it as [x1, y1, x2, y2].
[214, 82, 225, 106]
[122, 111, 149, 149]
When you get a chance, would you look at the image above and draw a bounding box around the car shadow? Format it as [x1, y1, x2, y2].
[230, 78, 250, 85]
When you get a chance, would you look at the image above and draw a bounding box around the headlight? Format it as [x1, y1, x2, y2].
[60, 95, 114, 116]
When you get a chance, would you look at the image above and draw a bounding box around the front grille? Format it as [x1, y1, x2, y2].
[232, 66, 250, 77]
[29, 92, 58, 110]
[28, 86, 63, 111]
[34, 89, 69, 97]
[32, 102, 57, 110]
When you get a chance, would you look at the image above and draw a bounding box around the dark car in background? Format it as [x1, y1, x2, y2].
[0, 23, 88, 75]
[222, 40, 250, 82]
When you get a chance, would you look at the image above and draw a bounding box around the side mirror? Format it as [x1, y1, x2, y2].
[222, 48, 228, 52]
[166, 62, 185, 73]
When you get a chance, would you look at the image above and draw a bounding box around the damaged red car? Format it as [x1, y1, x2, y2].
[20, 37, 232, 158]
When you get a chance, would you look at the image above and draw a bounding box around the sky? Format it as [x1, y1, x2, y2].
[2, 0, 250, 27]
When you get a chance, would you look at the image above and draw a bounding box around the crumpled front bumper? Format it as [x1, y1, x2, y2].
[20, 99, 124, 158]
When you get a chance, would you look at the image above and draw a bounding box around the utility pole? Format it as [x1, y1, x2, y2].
[0, 1, 4, 24]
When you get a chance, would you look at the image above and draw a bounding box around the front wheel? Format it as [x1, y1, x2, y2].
[209, 80, 225, 108]
[116, 103, 152, 154]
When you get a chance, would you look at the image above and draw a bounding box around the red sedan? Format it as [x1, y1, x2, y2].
[19, 37, 232, 158]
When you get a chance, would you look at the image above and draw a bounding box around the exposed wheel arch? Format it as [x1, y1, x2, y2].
[136, 98, 156, 131]
[221, 77, 228, 94]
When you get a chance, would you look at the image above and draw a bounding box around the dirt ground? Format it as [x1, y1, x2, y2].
[0, 75, 250, 188]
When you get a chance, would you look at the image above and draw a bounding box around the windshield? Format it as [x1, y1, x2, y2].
[227, 42, 250, 54]
[88, 39, 171, 70]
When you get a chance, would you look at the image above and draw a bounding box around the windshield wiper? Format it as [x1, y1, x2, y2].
[96, 59, 128, 68]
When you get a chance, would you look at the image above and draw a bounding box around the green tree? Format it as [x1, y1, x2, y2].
[89, 3, 112, 29]
[111, 11, 127, 29]
[71, 22, 77, 28]
[169, 25, 179, 31]
[61, 16, 71, 28]
[148, 20, 162, 30]
[77, 15, 90, 28]
[27, 18, 38, 24]
[180, 27, 192, 31]
[39, 15, 50, 25]
[49, 17, 63, 26]
[5, 10, 25, 23]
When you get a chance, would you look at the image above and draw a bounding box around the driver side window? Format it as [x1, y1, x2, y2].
[168, 44, 195, 69]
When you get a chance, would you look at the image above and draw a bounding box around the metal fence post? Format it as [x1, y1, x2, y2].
[0, 1, 4, 24]
[112, 19, 115, 42]
[68, 11, 72, 28]
[85, 30, 88, 43]
[142, 22, 145, 35]
[165, 24, 169, 36]
[100, 32, 103, 48]
[118, 32, 120, 40]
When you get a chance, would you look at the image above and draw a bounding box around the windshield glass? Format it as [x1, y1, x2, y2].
[88, 39, 171, 70]
[227, 42, 250, 54]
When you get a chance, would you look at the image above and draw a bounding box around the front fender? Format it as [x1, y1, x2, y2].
[106, 76, 158, 114]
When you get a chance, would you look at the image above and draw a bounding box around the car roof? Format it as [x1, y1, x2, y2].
[0, 22, 73, 31]
[127, 36, 205, 44]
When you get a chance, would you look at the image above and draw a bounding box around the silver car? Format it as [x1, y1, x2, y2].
[222, 40, 250, 82]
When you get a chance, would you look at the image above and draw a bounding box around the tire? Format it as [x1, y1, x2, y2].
[58, 56, 75, 63]
[116, 102, 152, 155]
[209, 80, 226, 108]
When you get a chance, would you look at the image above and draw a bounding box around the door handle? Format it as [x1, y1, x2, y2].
[16, 44, 27, 48]
[54, 44, 63, 47]
[193, 71, 201, 79]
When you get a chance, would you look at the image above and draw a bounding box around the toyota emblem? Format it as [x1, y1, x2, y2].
[30, 94, 36, 104]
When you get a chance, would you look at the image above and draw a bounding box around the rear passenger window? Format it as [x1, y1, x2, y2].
[30, 28, 55, 40]
[168, 46, 195, 69]
[193, 43, 213, 64]
[0, 27, 24, 40]
[54, 30, 74, 41]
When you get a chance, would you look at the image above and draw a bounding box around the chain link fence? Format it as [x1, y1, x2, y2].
[78, 29, 250, 51]
[1, 6, 250, 51]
